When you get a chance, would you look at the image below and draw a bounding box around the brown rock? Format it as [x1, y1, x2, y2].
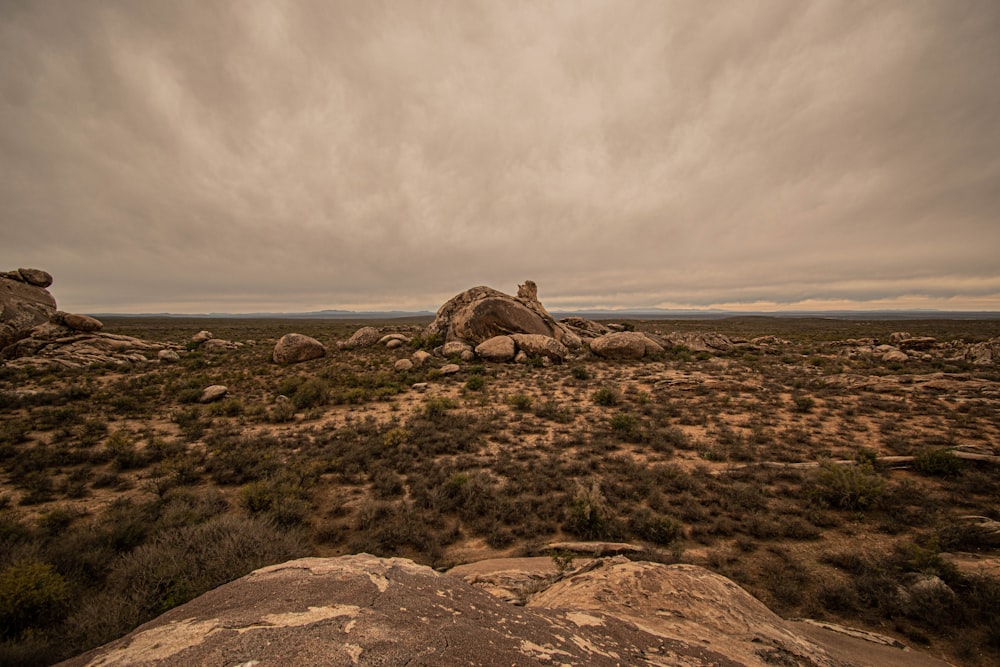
[475, 335, 516, 362]
[56, 554, 874, 667]
[198, 385, 228, 403]
[273, 333, 326, 364]
[442, 340, 473, 357]
[342, 326, 381, 349]
[394, 358, 413, 372]
[510, 333, 569, 362]
[59, 313, 103, 332]
[1, 269, 58, 350]
[411, 350, 432, 366]
[191, 330, 214, 344]
[589, 332, 663, 359]
[17, 268, 53, 287]
[426, 281, 582, 348]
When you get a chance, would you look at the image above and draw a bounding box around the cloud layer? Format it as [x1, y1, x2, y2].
[2, 1, 999, 312]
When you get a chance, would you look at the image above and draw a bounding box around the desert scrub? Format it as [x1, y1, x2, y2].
[0, 560, 70, 641]
[424, 396, 457, 418]
[912, 448, 963, 477]
[812, 460, 886, 511]
[464, 375, 485, 391]
[591, 387, 621, 407]
[507, 393, 533, 411]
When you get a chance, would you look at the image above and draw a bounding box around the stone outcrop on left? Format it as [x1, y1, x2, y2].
[1, 268, 58, 350]
[1, 267, 182, 369]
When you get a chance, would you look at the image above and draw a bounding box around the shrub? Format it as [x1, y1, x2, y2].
[570, 366, 590, 381]
[813, 461, 886, 511]
[0, 560, 70, 639]
[592, 387, 620, 407]
[912, 449, 963, 477]
[609, 413, 642, 441]
[465, 375, 485, 391]
[507, 394, 533, 411]
[424, 397, 457, 418]
[564, 481, 609, 540]
[629, 508, 681, 545]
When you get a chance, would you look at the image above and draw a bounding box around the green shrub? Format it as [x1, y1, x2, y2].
[609, 413, 641, 441]
[629, 508, 681, 545]
[570, 366, 590, 380]
[465, 375, 486, 391]
[564, 481, 609, 540]
[507, 394, 533, 411]
[424, 397, 457, 418]
[592, 387, 620, 407]
[912, 449, 963, 477]
[0, 560, 70, 639]
[813, 461, 886, 511]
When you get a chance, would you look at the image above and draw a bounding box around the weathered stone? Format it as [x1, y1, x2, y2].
[460, 349, 476, 362]
[17, 268, 53, 288]
[411, 382, 428, 392]
[966, 337, 1000, 365]
[57, 554, 894, 667]
[378, 333, 410, 345]
[426, 281, 583, 348]
[440, 363, 461, 375]
[342, 326, 381, 349]
[442, 341, 473, 357]
[659, 331, 734, 353]
[510, 333, 569, 362]
[589, 332, 664, 360]
[273, 333, 326, 364]
[158, 349, 181, 363]
[411, 350, 431, 366]
[53, 312, 103, 332]
[898, 336, 937, 351]
[191, 330, 214, 344]
[882, 349, 908, 363]
[1, 269, 58, 350]
[386, 339, 404, 349]
[889, 332, 912, 343]
[514, 350, 529, 364]
[198, 385, 228, 403]
[475, 335, 516, 361]
[394, 358, 414, 372]
[201, 338, 233, 353]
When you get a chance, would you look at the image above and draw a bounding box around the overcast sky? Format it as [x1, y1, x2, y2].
[2, 1, 999, 313]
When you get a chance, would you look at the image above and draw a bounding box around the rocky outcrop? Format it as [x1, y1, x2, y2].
[560, 316, 610, 338]
[2, 328, 177, 369]
[1, 268, 58, 350]
[658, 331, 737, 354]
[58, 554, 947, 667]
[966, 337, 1000, 366]
[272, 333, 326, 364]
[510, 333, 569, 362]
[589, 331, 664, 359]
[427, 281, 582, 349]
[52, 311, 103, 332]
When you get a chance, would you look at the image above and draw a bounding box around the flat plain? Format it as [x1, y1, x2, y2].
[2, 316, 999, 666]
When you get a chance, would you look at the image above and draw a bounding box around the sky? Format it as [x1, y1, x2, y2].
[2, 1, 999, 314]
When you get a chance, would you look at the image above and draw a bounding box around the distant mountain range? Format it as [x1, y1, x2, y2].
[92, 308, 1000, 320]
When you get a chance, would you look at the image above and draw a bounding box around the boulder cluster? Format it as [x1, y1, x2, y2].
[0, 268, 182, 369]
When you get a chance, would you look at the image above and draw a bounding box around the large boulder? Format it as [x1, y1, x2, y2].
[56, 554, 938, 667]
[273, 333, 326, 364]
[589, 332, 664, 360]
[427, 280, 582, 348]
[52, 312, 103, 333]
[0, 268, 58, 350]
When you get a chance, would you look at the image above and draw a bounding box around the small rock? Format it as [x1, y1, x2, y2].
[411, 382, 429, 392]
[882, 349, 908, 363]
[515, 350, 529, 364]
[460, 349, 476, 362]
[379, 333, 411, 345]
[442, 341, 473, 357]
[191, 330, 214, 344]
[441, 363, 461, 375]
[889, 332, 912, 343]
[201, 338, 233, 353]
[589, 332, 663, 360]
[199, 385, 228, 403]
[411, 350, 432, 366]
[158, 349, 181, 363]
[386, 339, 404, 349]
[273, 333, 327, 364]
[394, 358, 414, 372]
[510, 333, 569, 362]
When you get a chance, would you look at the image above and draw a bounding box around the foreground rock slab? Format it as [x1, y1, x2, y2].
[51, 553, 950, 667]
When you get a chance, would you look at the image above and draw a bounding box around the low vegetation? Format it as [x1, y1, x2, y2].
[1, 315, 999, 665]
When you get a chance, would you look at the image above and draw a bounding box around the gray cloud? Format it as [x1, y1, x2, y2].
[2, 0, 998, 312]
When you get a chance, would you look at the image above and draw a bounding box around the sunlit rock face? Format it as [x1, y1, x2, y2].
[56, 554, 878, 667]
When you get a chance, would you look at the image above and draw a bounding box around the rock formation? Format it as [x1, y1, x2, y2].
[57, 554, 947, 667]
[1, 267, 182, 368]
[1, 268, 58, 350]
[589, 331, 665, 359]
[272, 333, 327, 364]
[427, 281, 582, 349]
